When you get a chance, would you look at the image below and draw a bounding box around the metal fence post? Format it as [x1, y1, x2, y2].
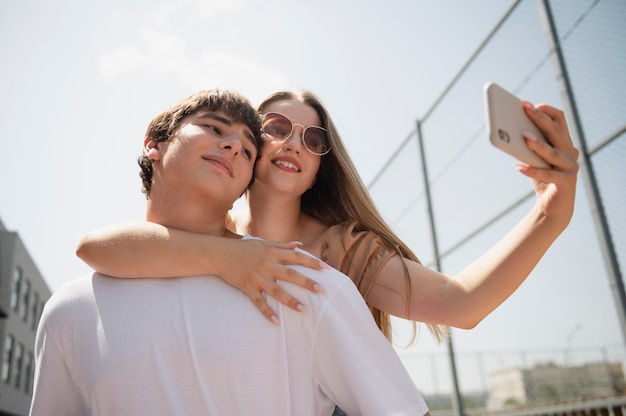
[416, 119, 465, 416]
[537, 0, 626, 348]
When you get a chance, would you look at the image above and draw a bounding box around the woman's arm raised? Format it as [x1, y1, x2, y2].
[365, 102, 579, 328]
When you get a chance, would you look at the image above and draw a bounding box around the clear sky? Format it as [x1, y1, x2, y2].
[1, 0, 623, 394]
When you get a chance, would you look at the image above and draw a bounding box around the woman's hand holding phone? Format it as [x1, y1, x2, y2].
[484, 82, 579, 226]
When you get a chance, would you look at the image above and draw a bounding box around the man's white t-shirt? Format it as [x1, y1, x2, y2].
[30, 241, 428, 416]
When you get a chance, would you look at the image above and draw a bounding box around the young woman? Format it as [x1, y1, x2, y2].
[77, 89, 579, 344]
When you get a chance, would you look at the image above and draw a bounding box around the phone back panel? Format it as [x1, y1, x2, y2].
[483, 82, 550, 168]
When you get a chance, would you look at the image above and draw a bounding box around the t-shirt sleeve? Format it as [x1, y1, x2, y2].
[30, 302, 87, 415]
[311, 279, 429, 416]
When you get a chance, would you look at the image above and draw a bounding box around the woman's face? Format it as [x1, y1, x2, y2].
[252, 99, 323, 198]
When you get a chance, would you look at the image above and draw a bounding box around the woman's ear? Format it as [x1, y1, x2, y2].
[144, 136, 161, 161]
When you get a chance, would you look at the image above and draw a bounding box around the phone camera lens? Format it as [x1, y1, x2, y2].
[497, 129, 510, 143]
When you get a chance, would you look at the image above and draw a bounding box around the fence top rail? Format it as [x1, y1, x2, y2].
[484, 396, 626, 416]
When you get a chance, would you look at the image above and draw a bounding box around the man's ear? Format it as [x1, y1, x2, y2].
[144, 136, 161, 161]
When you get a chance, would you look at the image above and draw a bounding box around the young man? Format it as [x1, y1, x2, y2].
[30, 89, 429, 416]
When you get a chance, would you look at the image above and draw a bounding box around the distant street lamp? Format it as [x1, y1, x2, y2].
[564, 323, 582, 400]
[566, 323, 583, 365]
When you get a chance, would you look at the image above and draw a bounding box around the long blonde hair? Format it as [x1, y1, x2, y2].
[258, 90, 448, 344]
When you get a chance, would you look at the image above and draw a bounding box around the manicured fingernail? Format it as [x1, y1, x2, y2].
[313, 283, 325, 293]
[522, 101, 536, 112]
[513, 163, 530, 173]
[291, 241, 303, 246]
[296, 304, 307, 313]
[270, 315, 280, 325]
[523, 132, 538, 142]
[319, 261, 331, 269]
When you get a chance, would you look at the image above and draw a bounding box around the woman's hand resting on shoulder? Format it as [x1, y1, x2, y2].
[217, 238, 328, 324]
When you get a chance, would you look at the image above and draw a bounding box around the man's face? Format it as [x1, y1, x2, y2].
[146, 110, 258, 207]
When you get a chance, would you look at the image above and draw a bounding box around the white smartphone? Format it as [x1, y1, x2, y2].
[483, 82, 550, 168]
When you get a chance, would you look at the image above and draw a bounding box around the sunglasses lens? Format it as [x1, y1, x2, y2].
[262, 113, 292, 140]
[304, 128, 329, 155]
[262, 112, 330, 155]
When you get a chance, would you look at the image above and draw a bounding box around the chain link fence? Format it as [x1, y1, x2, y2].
[367, 0, 626, 412]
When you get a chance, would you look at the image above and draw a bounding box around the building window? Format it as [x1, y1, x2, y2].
[24, 351, 33, 393]
[10, 268, 22, 311]
[20, 280, 31, 321]
[31, 292, 40, 330]
[2, 335, 14, 383]
[14, 343, 23, 389]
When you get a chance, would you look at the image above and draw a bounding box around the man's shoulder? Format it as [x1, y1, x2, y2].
[291, 250, 354, 292]
[281, 259, 368, 317]
[315, 267, 354, 293]
[43, 273, 97, 315]
[51, 272, 95, 295]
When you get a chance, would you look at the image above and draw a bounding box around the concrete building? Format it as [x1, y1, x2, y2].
[0, 218, 52, 416]
[487, 361, 626, 411]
